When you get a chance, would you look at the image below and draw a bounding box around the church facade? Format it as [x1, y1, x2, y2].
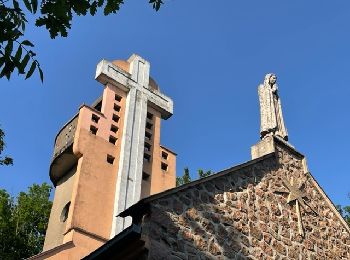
[84, 136, 350, 259]
[82, 74, 350, 259]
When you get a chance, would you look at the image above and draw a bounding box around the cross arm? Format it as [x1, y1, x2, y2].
[95, 59, 173, 120]
[95, 59, 137, 91]
[145, 87, 173, 119]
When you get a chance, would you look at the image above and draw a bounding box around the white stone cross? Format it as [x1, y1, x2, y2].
[95, 54, 173, 237]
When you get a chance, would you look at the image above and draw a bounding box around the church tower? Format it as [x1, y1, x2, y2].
[32, 54, 176, 259]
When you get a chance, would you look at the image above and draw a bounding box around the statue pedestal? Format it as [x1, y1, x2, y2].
[251, 136, 275, 159]
[251, 136, 309, 174]
[251, 136, 295, 160]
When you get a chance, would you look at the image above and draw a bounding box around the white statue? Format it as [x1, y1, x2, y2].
[258, 73, 288, 141]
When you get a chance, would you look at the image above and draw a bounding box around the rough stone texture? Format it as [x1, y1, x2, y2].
[139, 141, 350, 259]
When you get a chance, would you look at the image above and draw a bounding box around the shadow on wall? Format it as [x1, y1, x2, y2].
[142, 156, 280, 259]
[140, 145, 350, 259]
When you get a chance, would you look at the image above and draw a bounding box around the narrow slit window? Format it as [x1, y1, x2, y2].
[107, 154, 115, 164]
[114, 104, 121, 112]
[146, 122, 153, 130]
[90, 125, 98, 135]
[144, 142, 151, 152]
[161, 151, 168, 160]
[144, 153, 151, 163]
[161, 162, 168, 171]
[60, 202, 71, 222]
[145, 131, 152, 141]
[142, 171, 150, 181]
[112, 114, 120, 123]
[115, 94, 122, 102]
[147, 112, 153, 120]
[110, 125, 118, 133]
[91, 114, 100, 123]
[109, 135, 117, 145]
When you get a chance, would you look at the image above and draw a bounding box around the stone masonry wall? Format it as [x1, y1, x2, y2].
[140, 144, 350, 259]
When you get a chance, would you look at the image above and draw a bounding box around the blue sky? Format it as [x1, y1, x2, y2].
[1, 1, 349, 207]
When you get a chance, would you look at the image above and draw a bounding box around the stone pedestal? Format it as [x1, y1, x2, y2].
[251, 136, 309, 174]
[251, 136, 275, 160]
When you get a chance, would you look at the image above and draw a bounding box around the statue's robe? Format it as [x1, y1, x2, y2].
[258, 83, 288, 140]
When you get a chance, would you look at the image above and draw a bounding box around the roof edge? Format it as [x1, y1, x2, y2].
[120, 152, 276, 217]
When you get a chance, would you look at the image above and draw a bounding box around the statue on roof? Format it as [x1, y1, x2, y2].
[258, 73, 288, 141]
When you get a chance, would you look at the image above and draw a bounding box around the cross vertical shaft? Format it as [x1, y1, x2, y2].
[95, 54, 174, 237]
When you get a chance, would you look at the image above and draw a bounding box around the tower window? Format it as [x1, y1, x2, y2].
[142, 171, 150, 181]
[147, 112, 153, 120]
[144, 153, 151, 163]
[146, 122, 153, 130]
[115, 94, 122, 102]
[112, 114, 120, 123]
[114, 104, 121, 112]
[109, 135, 117, 145]
[107, 154, 115, 164]
[94, 101, 102, 112]
[145, 131, 152, 141]
[161, 162, 168, 171]
[161, 151, 168, 160]
[90, 125, 98, 135]
[144, 142, 151, 152]
[60, 202, 71, 222]
[91, 114, 100, 123]
[110, 125, 118, 133]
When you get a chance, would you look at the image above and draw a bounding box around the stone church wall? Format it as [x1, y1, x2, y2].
[139, 144, 350, 259]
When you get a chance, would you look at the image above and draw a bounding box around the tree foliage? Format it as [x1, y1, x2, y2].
[0, 0, 164, 82]
[337, 194, 350, 226]
[198, 169, 213, 179]
[0, 127, 13, 166]
[0, 183, 52, 259]
[176, 167, 213, 186]
[343, 206, 350, 225]
[176, 167, 191, 186]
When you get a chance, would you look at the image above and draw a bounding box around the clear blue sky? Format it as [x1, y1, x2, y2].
[1, 1, 349, 207]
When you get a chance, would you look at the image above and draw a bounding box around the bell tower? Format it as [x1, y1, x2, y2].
[31, 54, 176, 260]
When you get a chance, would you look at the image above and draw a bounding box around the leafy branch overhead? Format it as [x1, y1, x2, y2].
[0, 0, 164, 82]
[0, 128, 13, 166]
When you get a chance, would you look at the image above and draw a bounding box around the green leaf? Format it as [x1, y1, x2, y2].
[38, 66, 44, 82]
[21, 21, 26, 31]
[25, 61, 36, 79]
[104, 0, 122, 15]
[90, 2, 97, 15]
[150, 0, 163, 11]
[13, 0, 19, 10]
[28, 50, 36, 57]
[14, 46, 22, 62]
[97, 0, 104, 7]
[32, 0, 38, 13]
[1, 62, 13, 80]
[20, 54, 30, 72]
[0, 57, 5, 68]
[21, 40, 34, 47]
[23, 0, 32, 12]
[5, 41, 13, 56]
